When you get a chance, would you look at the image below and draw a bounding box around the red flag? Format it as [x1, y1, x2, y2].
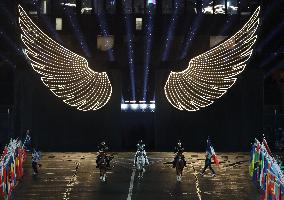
[263, 137, 272, 156]
[207, 137, 220, 167]
[212, 154, 220, 167]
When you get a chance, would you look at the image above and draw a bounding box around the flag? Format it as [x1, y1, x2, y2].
[249, 143, 256, 177]
[206, 137, 220, 167]
[260, 151, 265, 188]
[267, 172, 275, 199]
[280, 185, 284, 200]
[274, 181, 280, 200]
[0, 138, 29, 199]
[0, 164, 4, 199]
[263, 137, 272, 157]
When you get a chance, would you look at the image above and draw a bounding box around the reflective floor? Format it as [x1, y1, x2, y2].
[12, 152, 260, 200]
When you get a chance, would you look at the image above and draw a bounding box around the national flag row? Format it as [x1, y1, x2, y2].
[0, 139, 26, 200]
[249, 137, 284, 200]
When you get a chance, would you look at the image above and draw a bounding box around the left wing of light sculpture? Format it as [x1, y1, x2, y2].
[18, 5, 112, 111]
[164, 7, 260, 111]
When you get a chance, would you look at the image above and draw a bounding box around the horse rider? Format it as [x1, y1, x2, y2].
[96, 141, 110, 168]
[173, 140, 186, 168]
[200, 150, 216, 177]
[134, 140, 149, 165]
[32, 148, 41, 175]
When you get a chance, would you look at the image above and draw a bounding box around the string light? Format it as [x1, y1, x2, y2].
[18, 5, 112, 111]
[164, 7, 260, 111]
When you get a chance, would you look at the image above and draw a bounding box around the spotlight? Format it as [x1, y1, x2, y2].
[147, 0, 156, 5]
[121, 104, 129, 110]
[149, 104, 155, 110]
[130, 104, 139, 110]
[121, 101, 155, 112]
[140, 104, 148, 110]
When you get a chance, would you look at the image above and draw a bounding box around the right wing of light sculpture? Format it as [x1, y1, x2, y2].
[164, 7, 260, 111]
[18, 5, 112, 111]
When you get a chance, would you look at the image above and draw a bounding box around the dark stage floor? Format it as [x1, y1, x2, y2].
[12, 152, 260, 200]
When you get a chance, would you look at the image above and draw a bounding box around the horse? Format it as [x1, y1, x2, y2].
[98, 153, 113, 182]
[175, 154, 185, 182]
[134, 151, 146, 179]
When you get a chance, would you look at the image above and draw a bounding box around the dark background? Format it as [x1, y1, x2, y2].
[11, 66, 263, 152]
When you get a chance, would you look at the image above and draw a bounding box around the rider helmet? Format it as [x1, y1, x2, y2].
[101, 141, 106, 146]
[177, 140, 182, 147]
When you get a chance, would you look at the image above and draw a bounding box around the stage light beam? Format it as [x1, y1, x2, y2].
[124, 14, 136, 101]
[161, 0, 182, 61]
[142, 5, 155, 101]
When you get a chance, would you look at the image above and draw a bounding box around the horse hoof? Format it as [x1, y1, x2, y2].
[176, 176, 182, 182]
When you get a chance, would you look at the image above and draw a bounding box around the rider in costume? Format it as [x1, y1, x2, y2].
[134, 140, 149, 165]
[96, 141, 110, 168]
[173, 140, 186, 168]
[32, 148, 41, 175]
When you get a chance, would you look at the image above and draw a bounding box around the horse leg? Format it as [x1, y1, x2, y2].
[103, 173, 106, 182]
[99, 169, 103, 180]
[177, 175, 181, 182]
[176, 166, 182, 182]
[176, 168, 179, 181]
[139, 166, 142, 178]
[141, 167, 145, 178]
[102, 169, 106, 182]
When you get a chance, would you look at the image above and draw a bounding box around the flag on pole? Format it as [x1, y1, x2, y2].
[263, 136, 272, 157]
[206, 137, 220, 167]
[249, 143, 256, 177]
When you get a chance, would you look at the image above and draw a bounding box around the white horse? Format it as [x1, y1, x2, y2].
[134, 151, 146, 179]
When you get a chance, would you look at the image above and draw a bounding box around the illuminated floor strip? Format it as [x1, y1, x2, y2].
[62, 162, 80, 200]
[191, 164, 202, 200]
[127, 169, 136, 200]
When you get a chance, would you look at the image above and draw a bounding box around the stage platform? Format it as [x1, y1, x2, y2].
[12, 152, 260, 200]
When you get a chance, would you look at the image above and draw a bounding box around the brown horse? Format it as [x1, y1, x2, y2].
[175, 154, 185, 182]
[98, 153, 113, 182]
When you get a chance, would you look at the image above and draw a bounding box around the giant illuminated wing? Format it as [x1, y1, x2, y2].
[18, 5, 112, 111]
[164, 7, 260, 111]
